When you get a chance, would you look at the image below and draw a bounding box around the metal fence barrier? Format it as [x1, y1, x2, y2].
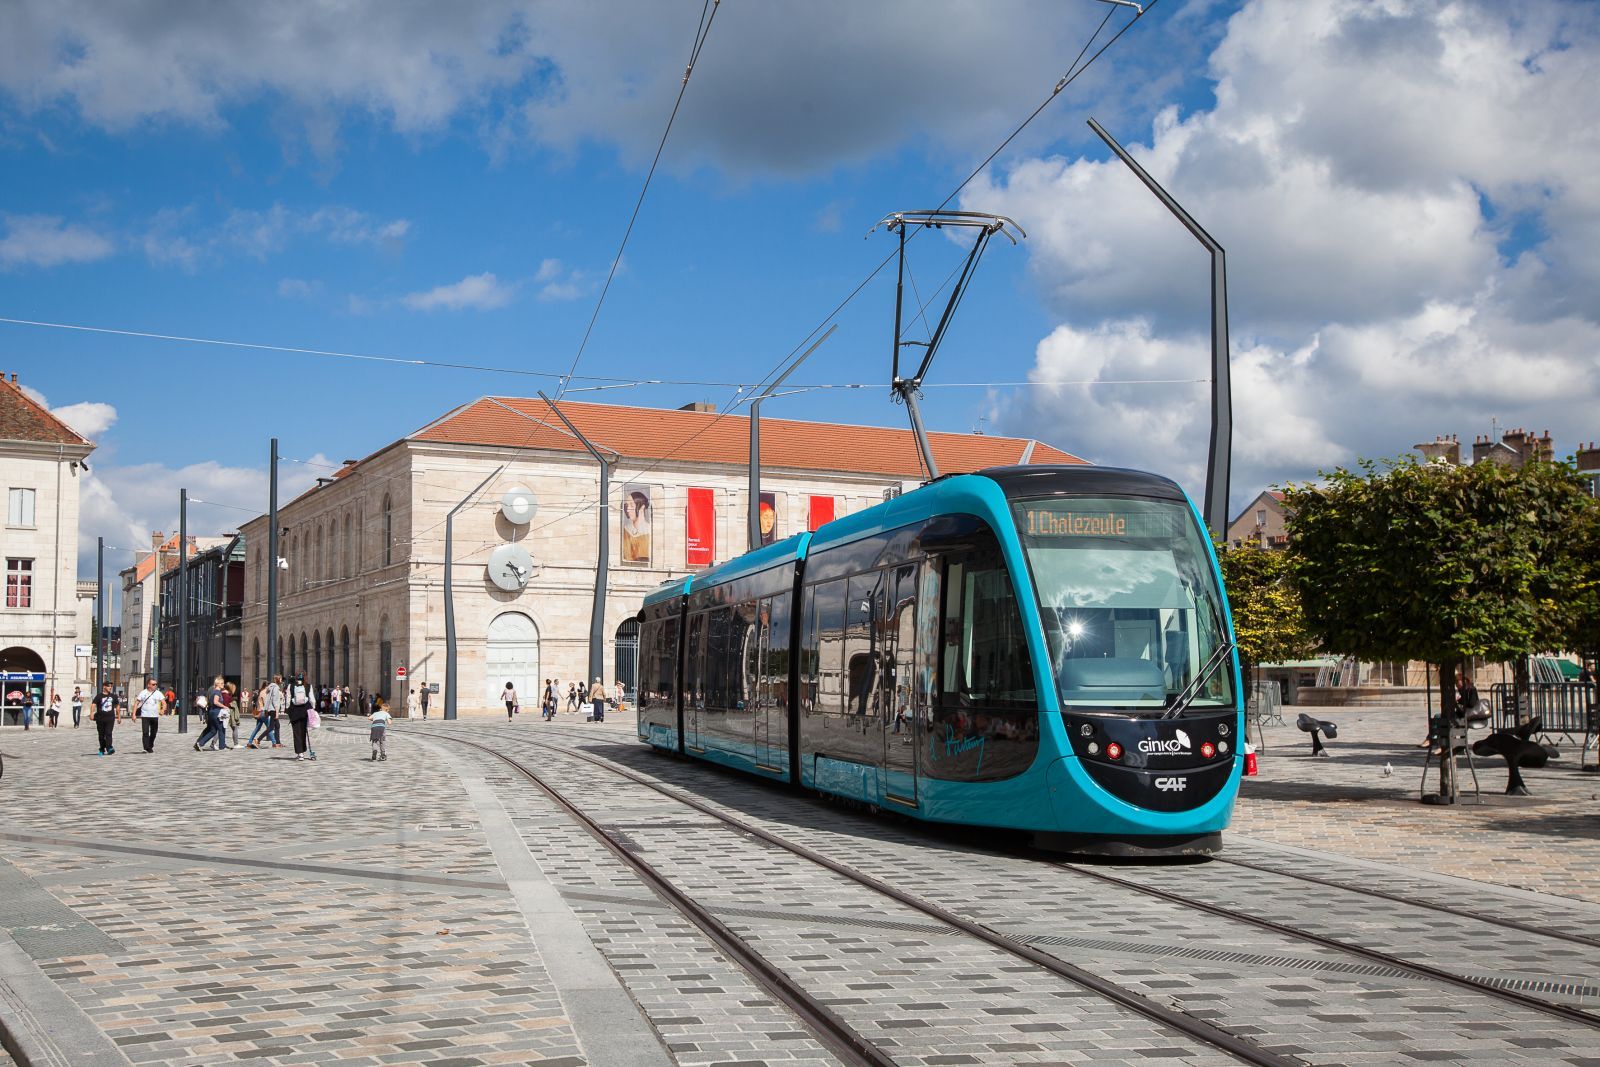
[1488, 681, 1597, 751]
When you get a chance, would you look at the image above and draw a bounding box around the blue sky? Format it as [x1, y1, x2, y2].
[2, 0, 1596, 575]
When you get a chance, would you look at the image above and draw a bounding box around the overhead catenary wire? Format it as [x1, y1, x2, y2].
[554, 0, 722, 402]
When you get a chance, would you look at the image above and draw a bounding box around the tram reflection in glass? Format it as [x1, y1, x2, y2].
[635, 465, 1243, 856]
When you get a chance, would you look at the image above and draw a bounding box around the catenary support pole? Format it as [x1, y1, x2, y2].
[538, 392, 618, 688]
[444, 465, 505, 721]
[1088, 118, 1232, 539]
[750, 324, 837, 551]
[267, 438, 278, 682]
[178, 488, 189, 733]
[95, 536, 104, 700]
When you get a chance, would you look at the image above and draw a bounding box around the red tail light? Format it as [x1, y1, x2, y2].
[1200, 741, 1216, 759]
[1106, 741, 1123, 760]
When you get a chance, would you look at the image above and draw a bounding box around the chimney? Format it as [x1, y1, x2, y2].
[678, 401, 717, 413]
[1471, 435, 1494, 464]
[1577, 441, 1600, 477]
[1414, 434, 1461, 465]
[1501, 427, 1531, 467]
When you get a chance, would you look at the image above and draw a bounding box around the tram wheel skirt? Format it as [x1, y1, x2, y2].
[1032, 830, 1222, 859]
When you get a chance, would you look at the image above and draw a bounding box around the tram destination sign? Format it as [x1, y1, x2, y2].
[1020, 503, 1174, 540]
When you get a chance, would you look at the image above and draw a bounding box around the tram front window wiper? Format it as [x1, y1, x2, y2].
[1162, 639, 1235, 719]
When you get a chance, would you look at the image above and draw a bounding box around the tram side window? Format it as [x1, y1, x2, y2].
[766, 591, 792, 709]
[639, 616, 678, 709]
[939, 541, 1035, 710]
[799, 585, 818, 716]
[686, 613, 706, 708]
[812, 578, 847, 717]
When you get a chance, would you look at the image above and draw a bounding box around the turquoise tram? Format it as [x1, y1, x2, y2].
[635, 464, 1244, 856]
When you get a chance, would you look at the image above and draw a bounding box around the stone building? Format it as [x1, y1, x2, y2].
[120, 533, 229, 693]
[157, 535, 245, 694]
[238, 397, 1081, 715]
[1225, 490, 1287, 550]
[0, 372, 95, 724]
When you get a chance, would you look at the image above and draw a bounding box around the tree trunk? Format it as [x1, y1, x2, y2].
[1513, 656, 1531, 725]
[1437, 656, 1460, 802]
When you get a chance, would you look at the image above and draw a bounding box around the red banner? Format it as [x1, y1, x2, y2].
[686, 487, 715, 567]
[808, 495, 835, 531]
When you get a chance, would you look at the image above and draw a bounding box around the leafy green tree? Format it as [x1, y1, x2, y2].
[1217, 540, 1316, 683]
[1281, 456, 1592, 801]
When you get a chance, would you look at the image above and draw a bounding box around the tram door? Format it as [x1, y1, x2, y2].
[882, 563, 922, 805]
[685, 613, 704, 752]
[752, 596, 788, 774]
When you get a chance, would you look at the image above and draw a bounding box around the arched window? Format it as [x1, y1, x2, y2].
[378, 615, 393, 700]
[614, 618, 640, 700]
[356, 506, 364, 572]
[325, 628, 336, 682]
[252, 639, 261, 687]
[299, 633, 309, 679]
[340, 626, 351, 686]
[343, 513, 352, 577]
[382, 494, 393, 566]
[312, 631, 322, 686]
[315, 527, 323, 582]
[486, 612, 539, 709]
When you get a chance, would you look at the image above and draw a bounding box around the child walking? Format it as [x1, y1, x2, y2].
[369, 698, 392, 762]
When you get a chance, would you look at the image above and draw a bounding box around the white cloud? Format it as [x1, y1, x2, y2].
[974, 0, 1600, 509]
[142, 203, 410, 269]
[50, 400, 118, 439]
[401, 271, 517, 311]
[0, 1, 1138, 173]
[0, 213, 114, 268]
[276, 277, 321, 299]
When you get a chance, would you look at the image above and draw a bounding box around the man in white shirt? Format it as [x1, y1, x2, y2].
[135, 678, 166, 752]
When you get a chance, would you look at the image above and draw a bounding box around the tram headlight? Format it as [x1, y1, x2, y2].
[1218, 741, 1229, 755]
[1087, 742, 1100, 755]
[1218, 722, 1230, 737]
[1079, 723, 1093, 738]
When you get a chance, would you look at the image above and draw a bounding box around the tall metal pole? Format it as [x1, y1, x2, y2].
[95, 536, 104, 700]
[538, 392, 618, 687]
[444, 465, 505, 721]
[267, 438, 278, 682]
[750, 325, 837, 550]
[1088, 117, 1232, 539]
[178, 488, 189, 733]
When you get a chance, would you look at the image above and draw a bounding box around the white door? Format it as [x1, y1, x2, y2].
[486, 612, 539, 710]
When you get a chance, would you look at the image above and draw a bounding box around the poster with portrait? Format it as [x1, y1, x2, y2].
[620, 483, 652, 564]
[758, 491, 778, 545]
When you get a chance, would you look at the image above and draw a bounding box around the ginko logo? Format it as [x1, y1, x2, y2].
[1138, 728, 1191, 754]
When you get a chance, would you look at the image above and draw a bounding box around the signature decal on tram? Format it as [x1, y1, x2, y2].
[928, 725, 986, 775]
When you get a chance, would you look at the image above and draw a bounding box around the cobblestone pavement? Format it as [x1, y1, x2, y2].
[0, 708, 1596, 1066]
[1235, 705, 1600, 903]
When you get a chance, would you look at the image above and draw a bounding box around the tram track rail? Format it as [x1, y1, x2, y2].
[1053, 862, 1600, 1031]
[485, 723, 1600, 1035]
[424, 727, 1303, 1067]
[1211, 853, 1600, 952]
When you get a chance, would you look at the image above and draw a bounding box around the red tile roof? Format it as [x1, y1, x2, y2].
[132, 535, 204, 584]
[0, 374, 90, 446]
[410, 397, 1084, 479]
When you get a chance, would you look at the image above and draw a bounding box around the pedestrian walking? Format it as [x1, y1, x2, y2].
[20, 691, 34, 730]
[47, 691, 61, 727]
[567, 683, 579, 713]
[542, 679, 555, 720]
[70, 686, 82, 727]
[134, 678, 165, 752]
[237, 685, 252, 740]
[369, 697, 392, 761]
[503, 682, 517, 720]
[419, 685, 430, 721]
[93, 682, 117, 754]
[247, 676, 278, 748]
[286, 675, 314, 761]
[404, 688, 416, 721]
[329, 685, 342, 718]
[613, 679, 625, 713]
[589, 677, 606, 722]
[226, 682, 242, 747]
[192, 690, 219, 750]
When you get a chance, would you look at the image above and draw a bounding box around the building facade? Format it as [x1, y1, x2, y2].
[1225, 490, 1288, 550]
[157, 535, 245, 694]
[120, 533, 229, 694]
[0, 372, 95, 724]
[239, 397, 1082, 714]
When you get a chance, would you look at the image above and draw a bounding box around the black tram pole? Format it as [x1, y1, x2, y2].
[95, 536, 104, 700]
[178, 488, 189, 733]
[444, 465, 506, 721]
[267, 438, 278, 683]
[750, 325, 837, 551]
[1088, 118, 1232, 540]
[538, 392, 620, 688]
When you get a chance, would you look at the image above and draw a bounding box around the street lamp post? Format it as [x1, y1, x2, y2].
[444, 465, 506, 721]
[95, 536, 104, 699]
[178, 488, 189, 733]
[268, 438, 279, 681]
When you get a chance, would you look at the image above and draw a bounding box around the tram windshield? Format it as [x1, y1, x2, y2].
[1010, 496, 1234, 711]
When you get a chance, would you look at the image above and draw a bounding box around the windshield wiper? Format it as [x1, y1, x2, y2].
[1162, 639, 1235, 719]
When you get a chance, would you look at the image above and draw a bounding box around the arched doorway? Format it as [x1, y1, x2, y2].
[614, 619, 640, 701]
[312, 632, 322, 687]
[252, 639, 261, 688]
[485, 612, 539, 710]
[340, 627, 351, 687]
[0, 646, 46, 726]
[325, 629, 335, 684]
[378, 616, 392, 700]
